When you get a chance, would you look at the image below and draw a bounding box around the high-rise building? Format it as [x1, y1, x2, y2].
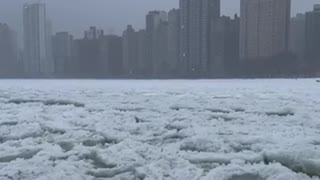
[122, 25, 138, 77]
[146, 11, 168, 76]
[153, 20, 169, 77]
[0, 23, 19, 77]
[74, 27, 104, 77]
[85, 26, 104, 40]
[168, 9, 180, 77]
[210, 15, 240, 78]
[240, 0, 291, 60]
[136, 29, 148, 77]
[52, 32, 74, 77]
[289, 14, 306, 66]
[100, 35, 123, 77]
[179, 0, 220, 77]
[23, 3, 54, 77]
[305, 4, 320, 73]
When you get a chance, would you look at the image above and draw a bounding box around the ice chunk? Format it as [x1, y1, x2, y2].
[207, 108, 230, 114]
[186, 152, 264, 165]
[165, 121, 188, 131]
[180, 138, 220, 152]
[263, 150, 320, 177]
[87, 164, 139, 178]
[82, 151, 117, 169]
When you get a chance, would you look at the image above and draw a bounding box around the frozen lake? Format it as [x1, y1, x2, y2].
[0, 79, 320, 180]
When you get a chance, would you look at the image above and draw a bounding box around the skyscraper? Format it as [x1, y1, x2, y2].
[168, 9, 180, 77]
[305, 4, 320, 73]
[74, 27, 104, 78]
[153, 20, 169, 77]
[122, 25, 138, 77]
[146, 11, 168, 77]
[289, 14, 306, 65]
[52, 32, 74, 77]
[100, 35, 123, 77]
[136, 29, 148, 77]
[0, 23, 19, 77]
[179, 0, 220, 78]
[210, 15, 240, 78]
[240, 0, 291, 60]
[85, 26, 104, 40]
[23, 3, 53, 77]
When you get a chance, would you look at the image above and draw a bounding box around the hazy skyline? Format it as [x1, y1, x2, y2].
[0, 0, 318, 46]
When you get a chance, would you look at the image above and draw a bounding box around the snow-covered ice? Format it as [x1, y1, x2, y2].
[0, 79, 320, 180]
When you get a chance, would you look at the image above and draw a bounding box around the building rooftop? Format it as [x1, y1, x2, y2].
[314, 4, 320, 11]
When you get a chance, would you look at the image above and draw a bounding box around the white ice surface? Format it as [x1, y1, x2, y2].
[0, 79, 320, 180]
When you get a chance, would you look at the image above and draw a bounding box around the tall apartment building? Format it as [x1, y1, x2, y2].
[100, 35, 123, 77]
[74, 27, 104, 77]
[179, 0, 220, 77]
[153, 20, 169, 77]
[122, 25, 138, 77]
[0, 23, 19, 77]
[23, 3, 53, 76]
[85, 26, 104, 40]
[240, 0, 291, 60]
[52, 32, 74, 76]
[305, 4, 320, 72]
[289, 14, 306, 66]
[136, 29, 148, 77]
[180, 0, 220, 77]
[168, 9, 180, 77]
[146, 11, 168, 77]
[210, 15, 240, 78]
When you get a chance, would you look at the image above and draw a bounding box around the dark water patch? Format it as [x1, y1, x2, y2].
[311, 140, 320, 146]
[229, 174, 264, 180]
[170, 106, 195, 111]
[58, 141, 74, 152]
[115, 107, 144, 112]
[265, 109, 294, 117]
[134, 116, 149, 123]
[0, 121, 18, 127]
[43, 99, 85, 107]
[7, 99, 42, 104]
[232, 107, 246, 112]
[82, 139, 106, 147]
[7, 99, 85, 108]
[0, 149, 40, 162]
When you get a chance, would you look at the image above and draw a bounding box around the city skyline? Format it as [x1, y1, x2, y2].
[0, 0, 318, 46]
[0, 0, 320, 78]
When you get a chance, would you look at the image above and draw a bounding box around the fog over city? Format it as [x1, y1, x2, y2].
[1, 1, 320, 180]
[0, 0, 318, 41]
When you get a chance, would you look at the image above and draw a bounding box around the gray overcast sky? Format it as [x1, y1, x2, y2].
[0, 0, 318, 46]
